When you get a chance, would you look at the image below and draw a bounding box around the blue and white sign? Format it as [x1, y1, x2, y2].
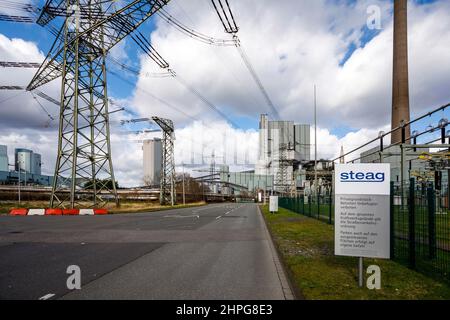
[334, 164, 390, 259]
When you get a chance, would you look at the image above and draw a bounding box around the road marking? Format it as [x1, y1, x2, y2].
[164, 215, 199, 219]
[216, 215, 222, 220]
[39, 293, 55, 300]
[192, 204, 228, 213]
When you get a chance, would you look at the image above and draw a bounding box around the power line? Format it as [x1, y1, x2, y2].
[208, 0, 281, 120]
[210, 0, 238, 34]
[0, 14, 34, 23]
[233, 36, 281, 120]
[170, 70, 240, 128]
[0, 61, 41, 68]
[156, 8, 236, 46]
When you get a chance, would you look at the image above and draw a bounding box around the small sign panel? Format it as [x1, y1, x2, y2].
[269, 196, 278, 213]
[334, 164, 390, 259]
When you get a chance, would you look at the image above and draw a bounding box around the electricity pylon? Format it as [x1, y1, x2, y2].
[26, 0, 171, 208]
[274, 142, 294, 196]
[152, 117, 176, 206]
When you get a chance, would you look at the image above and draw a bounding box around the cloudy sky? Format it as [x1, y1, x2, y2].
[0, 0, 449, 186]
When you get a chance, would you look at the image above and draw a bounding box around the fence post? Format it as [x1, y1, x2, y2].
[427, 186, 436, 260]
[328, 190, 333, 225]
[309, 195, 312, 217]
[317, 193, 320, 219]
[390, 181, 395, 259]
[408, 178, 416, 269]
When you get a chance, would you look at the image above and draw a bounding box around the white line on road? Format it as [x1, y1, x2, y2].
[216, 215, 222, 220]
[164, 215, 199, 219]
[39, 293, 55, 300]
[192, 204, 228, 213]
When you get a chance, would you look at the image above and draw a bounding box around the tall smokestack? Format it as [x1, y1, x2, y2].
[391, 0, 411, 144]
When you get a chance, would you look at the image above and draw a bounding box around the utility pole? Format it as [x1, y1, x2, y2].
[314, 85, 318, 196]
[17, 161, 21, 206]
[182, 162, 186, 205]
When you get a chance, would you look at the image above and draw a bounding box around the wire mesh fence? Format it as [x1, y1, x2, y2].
[279, 178, 450, 283]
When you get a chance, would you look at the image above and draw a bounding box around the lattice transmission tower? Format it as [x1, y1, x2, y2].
[274, 142, 295, 196]
[26, 0, 171, 208]
[152, 117, 176, 206]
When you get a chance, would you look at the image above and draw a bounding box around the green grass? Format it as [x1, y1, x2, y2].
[261, 205, 450, 300]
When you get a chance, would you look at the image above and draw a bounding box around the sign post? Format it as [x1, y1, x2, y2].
[269, 196, 278, 214]
[334, 164, 391, 287]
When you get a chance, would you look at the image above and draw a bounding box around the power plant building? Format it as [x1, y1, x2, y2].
[255, 114, 311, 193]
[0, 145, 52, 186]
[0, 145, 8, 172]
[143, 138, 163, 187]
[15, 148, 42, 175]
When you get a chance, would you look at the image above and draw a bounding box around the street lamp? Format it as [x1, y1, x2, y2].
[17, 160, 21, 206]
[182, 162, 186, 206]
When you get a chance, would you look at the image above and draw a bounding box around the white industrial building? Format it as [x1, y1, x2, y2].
[14, 148, 42, 175]
[0, 145, 52, 186]
[255, 114, 311, 193]
[0, 145, 8, 172]
[143, 138, 163, 187]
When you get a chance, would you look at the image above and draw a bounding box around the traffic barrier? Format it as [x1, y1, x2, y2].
[8, 208, 109, 216]
[45, 208, 63, 216]
[28, 209, 45, 216]
[63, 209, 79, 216]
[94, 208, 108, 215]
[9, 208, 28, 216]
[79, 209, 94, 215]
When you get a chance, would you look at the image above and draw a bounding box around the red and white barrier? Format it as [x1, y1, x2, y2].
[63, 209, 79, 216]
[9, 208, 28, 216]
[9, 208, 109, 216]
[94, 208, 108, 215]
[28, 209, 45, 216]
[79, 209, 94, 216]
[45, 208, 62, 216]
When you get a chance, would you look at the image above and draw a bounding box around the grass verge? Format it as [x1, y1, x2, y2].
[261, 205, 450, 300]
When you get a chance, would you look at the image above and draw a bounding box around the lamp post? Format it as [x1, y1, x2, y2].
[182, 162, 186, 205]
[17, 160, 21, 206]
[314, 85, 318, 197]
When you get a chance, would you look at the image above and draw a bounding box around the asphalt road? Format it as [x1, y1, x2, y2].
[0, 203, 293, 300]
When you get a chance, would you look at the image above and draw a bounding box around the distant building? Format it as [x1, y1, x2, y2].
[143, 138, 162, 187]
[0, 145, 8, 172]
[15, 148, 42, 175]
[0, 146, 50, 186]
[220, 167, 274, 194]
[32, 153, 42, 175]
[255, 114, 311, 193]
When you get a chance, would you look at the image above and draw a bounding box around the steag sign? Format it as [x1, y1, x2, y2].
[269, 196, 278, 213]
[334, 163, 391, 259]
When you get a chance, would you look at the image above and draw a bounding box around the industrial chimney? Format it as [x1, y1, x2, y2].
[391, 0, 411, 144]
